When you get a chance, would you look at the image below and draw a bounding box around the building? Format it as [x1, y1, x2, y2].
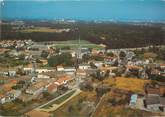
[8, 71, 16, 77]
[0, 90, 21, 104]
[54, 75, 74, 86]
[144, 94, 165, 112]
[25, 81, 48, 96]
[79, 64, 90, 70]
[37, 74, 50, 79]
[76, 69, 87, 78]
[47, 82, 58, 94]
[36, 69, 55, 73]
[57, 65, 64, 72]
[64, 67, 76, 75]
[129, 94, 138, 106]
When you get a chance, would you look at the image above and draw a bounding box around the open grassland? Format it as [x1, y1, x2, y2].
[103, 77, 150, 94]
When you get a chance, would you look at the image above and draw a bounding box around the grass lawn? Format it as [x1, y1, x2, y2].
[52, 40, 104, 49]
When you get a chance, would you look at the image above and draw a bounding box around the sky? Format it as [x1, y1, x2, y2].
[1, 0, 165, 22]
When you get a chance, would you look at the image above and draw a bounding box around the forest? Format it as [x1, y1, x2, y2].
[1, 21, 165, 49]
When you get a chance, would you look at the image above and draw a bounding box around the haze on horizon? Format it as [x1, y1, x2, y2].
[1, 0, 165, 22]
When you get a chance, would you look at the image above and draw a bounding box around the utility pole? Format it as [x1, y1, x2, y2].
[75, 28, 81, 88]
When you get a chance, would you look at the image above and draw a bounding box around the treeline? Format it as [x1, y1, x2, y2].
[1, 21, 165, 49]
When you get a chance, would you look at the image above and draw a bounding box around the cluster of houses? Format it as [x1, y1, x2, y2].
[0, 80, 20, 104]
[0, 39, 165, 116]
[0, 40, 33, 49]
[0, 74, 74, 104]
[129, 83, 165, 113]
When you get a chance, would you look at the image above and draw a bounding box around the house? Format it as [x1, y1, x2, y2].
[146, 87, 160, 95]
[0, 70, 16, 77]
[129, 94, 138, 106]
[25, 81, 48, 96]
[64, 67, 76, 75]
[145, 83, 165, 97]
[54, 75, 73, 86]
[126, 65, 143, 71]
[79, 64, 90, 70]
[23, 67, 33, 74]
[47, 82, 58, 94]
[0, 71, 9, 77]
[0, 90, 21, 104]
[76, 69, 87, 78]
[89, 61, 104, 68]
[57, 65, 64, 72]
[160, 64, 165, 70]
[18, 93, 33, 102]
[39, 59, 48, 65]
[126, 51, 135, 61]
[8, 71, 16, 77]
[99, 66, 118, 73]
[36, 69, 55, 73]
[144, 94, 162, 111]
[37, 74, 50, 79]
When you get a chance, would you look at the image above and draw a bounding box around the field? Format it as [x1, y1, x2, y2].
[3, 22, 164, 48]
[21, 27, 65, 33]
[50, 40, 105, 49]
[103, 77, 150, 94]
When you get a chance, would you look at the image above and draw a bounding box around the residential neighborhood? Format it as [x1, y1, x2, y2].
[0, 38, 165, 117]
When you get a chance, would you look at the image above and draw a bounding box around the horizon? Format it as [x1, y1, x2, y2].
[1, 0, 165, 23]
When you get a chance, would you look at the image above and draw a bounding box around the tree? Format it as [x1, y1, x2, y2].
[90, 62, 97, 69]
[92, 55, 104, 61]
[48, 53, 73, 67]
[68, 105, 74, 113]
[105, 70, 110, 77]
[41, 50, 49, 58]
[80, 81, 93, 91]
[106, 52, 114, 57]
[119, 51, 126, 59]
[82, 54, 91, 62]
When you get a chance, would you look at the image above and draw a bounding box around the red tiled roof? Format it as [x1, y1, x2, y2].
[47, 83, 57, 93]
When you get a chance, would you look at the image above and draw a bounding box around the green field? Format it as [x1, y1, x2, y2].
[51, 40, 105, 49]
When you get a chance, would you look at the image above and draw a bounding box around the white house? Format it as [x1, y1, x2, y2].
[0, 90, 21, 104]
[37, 74, 50, 79]
[64, 67, 76, 75]
[25, 81, 48, 96]
[36, 69, 55, 73]
[79, 64, 90, 70]
[9, 71, 16, 77]
[57, 66, 64, 72]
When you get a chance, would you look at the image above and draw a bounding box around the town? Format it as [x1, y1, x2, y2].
[0, 38, 165, 117]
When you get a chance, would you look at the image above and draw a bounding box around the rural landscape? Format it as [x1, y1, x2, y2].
[0, 0, 165, 117]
